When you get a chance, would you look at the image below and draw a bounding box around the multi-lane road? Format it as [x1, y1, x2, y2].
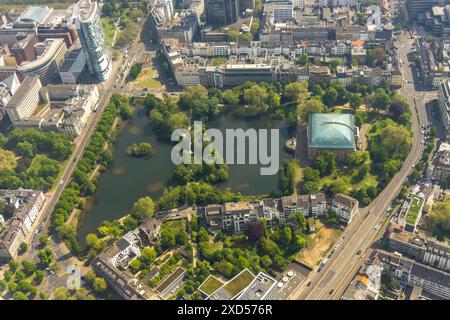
[291, 30, 430, 300]
[30, 21, 147, 249]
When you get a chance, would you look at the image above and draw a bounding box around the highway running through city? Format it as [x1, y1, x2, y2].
[291, 30, 428, 300]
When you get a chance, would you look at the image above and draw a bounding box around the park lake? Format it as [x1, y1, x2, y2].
[76, 104, 293, 242]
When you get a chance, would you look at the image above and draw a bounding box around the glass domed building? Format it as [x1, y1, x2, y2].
[307, 113, 360, 160]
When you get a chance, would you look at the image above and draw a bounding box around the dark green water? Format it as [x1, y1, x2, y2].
[76, 106, 292, 241]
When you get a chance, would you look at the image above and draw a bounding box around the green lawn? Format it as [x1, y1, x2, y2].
[198, 276, 224, 296]
[222, 269, 255, 298]
[318, 166, 378, 193]
[406, 198, 423, 225]
[211, 57, 228, 66]
[132, 67, 163, 89]
[161, 220, 185, 234]
[102, 18, 115, 47]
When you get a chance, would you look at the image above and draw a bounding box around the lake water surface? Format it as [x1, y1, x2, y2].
[77, 105, 293, 241]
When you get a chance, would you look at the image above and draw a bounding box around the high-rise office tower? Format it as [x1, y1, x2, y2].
[73, 0, 112, 82]
[205, 0, 240, 26]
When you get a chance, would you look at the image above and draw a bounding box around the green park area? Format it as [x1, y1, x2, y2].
[132, 67, 163, 90]
[161, 220, 186, 235]
[0, 129, 73, 192]
[101, 18, 116, 47]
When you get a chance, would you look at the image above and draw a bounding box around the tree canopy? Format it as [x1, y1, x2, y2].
[298, 98, 325, 122]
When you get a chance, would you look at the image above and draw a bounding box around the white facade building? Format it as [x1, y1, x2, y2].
[5, 75, 41, 125]
[331, 193, 358, 225]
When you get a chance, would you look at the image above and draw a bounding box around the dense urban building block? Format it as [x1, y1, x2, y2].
[0, 190, 45, 261]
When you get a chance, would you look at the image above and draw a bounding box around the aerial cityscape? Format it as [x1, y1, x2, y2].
[0, 0, 449, 303]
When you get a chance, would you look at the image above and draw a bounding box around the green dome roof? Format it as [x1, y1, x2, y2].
[308, 113, 357, 150]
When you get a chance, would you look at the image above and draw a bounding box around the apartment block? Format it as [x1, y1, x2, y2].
[0, 189, 45, 261]
[310, 193, 327, 217]
[91, 218, 162, 300]
[331, 193, 359, 225]
[431, 142, 450, 183]
[222, 201, 259, 233]
[204, 204, 223, 231]
[388, 227, 450, 272]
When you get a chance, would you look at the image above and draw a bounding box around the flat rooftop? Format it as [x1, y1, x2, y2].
[74, 0, 97, 21]
[224, 201, 252, 212]
[406, 197, 423, 225]
[208, 269, 255, 300]
[155, 267, 185, 294]
[390, 230, 425, 247]
[17, 6, 52, 24]
[237, 272, 277, 300]
[198, 275, 225, 296]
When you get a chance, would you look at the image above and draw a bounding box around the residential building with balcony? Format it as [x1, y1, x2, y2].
[0, 189, 45, 261]
[222, 201, 259, 233]
[204, 204, 223, 231]
[310, 193, 327, 217]
[331, 193, 358, 225]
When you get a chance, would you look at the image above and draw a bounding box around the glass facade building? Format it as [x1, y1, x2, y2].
[73, 0, 112, 82]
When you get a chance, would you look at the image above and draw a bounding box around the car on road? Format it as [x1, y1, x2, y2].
[374, 224, 380, 230]
[329, 289, 335, 295]
[356, 249, 362, 255]
[306, 281, 312, 287]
